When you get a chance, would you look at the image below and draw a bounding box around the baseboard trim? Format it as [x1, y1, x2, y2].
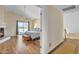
[48, 40, 65, 54]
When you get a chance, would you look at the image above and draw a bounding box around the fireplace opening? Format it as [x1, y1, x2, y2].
[0, 28, 4, 38]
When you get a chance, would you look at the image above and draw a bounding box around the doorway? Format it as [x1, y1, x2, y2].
[16, 21, 29, 35]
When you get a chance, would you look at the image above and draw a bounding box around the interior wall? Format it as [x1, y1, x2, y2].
[40, 6, 49, 53]
[17, 17, 33, 30]
[32, 19, 40, 28]
[17, 18, 40, 30]
[41, 6, 64, 53]
[47, 6, 64, 52]
[0, 6, 22, 36]
[0, 6, 40, 36]
[28, 18, 40, 30]
[64, 11, 79, 34]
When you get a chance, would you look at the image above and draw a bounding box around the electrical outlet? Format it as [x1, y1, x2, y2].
[49, 43, 51, 47]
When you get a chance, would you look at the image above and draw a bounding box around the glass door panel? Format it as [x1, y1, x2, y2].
[17, 21, 28, 35]
[23, 22, 28, 33]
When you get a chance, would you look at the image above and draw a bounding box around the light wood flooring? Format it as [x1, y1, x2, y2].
[0, 36, 40, 54]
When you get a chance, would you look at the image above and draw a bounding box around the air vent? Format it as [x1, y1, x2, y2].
[62, 5, 75, 11]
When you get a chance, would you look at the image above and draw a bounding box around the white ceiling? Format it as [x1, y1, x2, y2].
[3, 5, 41, 19]
[3, 5, 79, 19]
[54, 5, 79, 14]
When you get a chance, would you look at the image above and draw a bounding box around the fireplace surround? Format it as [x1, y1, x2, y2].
[0, 28, 4, 38]
[0, 27, 11, 43]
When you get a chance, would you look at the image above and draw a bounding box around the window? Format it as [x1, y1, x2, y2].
[16, 21, 29, 35]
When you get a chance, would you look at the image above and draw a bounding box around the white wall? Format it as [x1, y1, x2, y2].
[0, 6, 41, 36]
[40, 6, 49, 53]
[0, 6, 20, 36]
[41, 6, 64, 53]
[64, 11, 79, 34]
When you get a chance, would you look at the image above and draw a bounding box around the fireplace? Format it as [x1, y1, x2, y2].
[0, 28, 4, 38]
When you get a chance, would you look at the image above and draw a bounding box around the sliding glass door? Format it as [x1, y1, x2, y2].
[16, 21, 29, 35]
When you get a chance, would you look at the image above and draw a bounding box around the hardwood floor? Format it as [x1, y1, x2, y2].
[0, 36, 40, 54]
[50, 39, 79, 54]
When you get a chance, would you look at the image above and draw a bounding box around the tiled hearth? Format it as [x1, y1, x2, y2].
[0, 36, 11, 43]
